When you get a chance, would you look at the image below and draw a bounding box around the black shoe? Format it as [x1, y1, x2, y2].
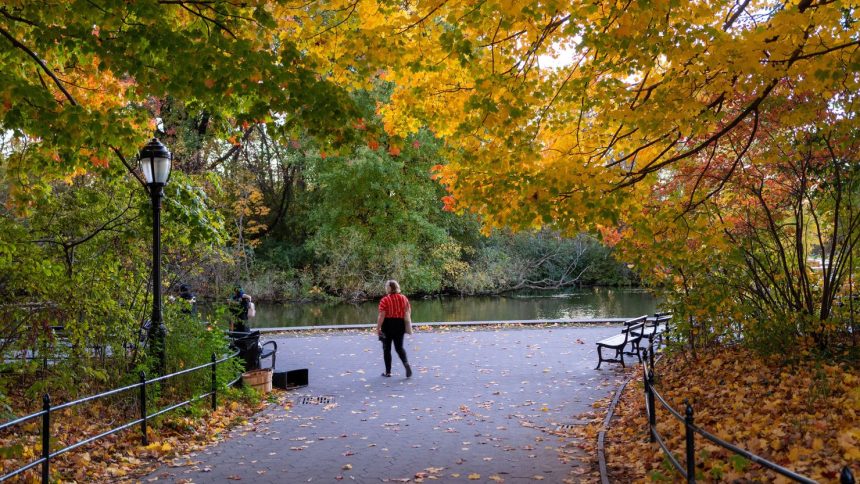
[405, 364, 412, 378]
[381, 372, 391, 377]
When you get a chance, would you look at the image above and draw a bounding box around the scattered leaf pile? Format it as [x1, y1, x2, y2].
[0, 389, 284, 482]
[599, 347, 859, 482]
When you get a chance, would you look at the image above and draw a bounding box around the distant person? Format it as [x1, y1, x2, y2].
[230, 286, 250, 332]
[178, 283, 197, 315]
[376, 280, 412, 378]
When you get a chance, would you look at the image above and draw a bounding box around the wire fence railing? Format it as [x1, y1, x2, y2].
[0, 350, 240, 483]
[641, 344, 856, 484]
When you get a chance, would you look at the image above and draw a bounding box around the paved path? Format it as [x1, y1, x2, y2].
[145, 325, 627, 483]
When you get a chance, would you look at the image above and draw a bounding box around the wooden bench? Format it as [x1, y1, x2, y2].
[228, 330, 277, 371]
[631, 313, 672, 353]
[650, 312, 672, 346]
[595, 315, 648, 369]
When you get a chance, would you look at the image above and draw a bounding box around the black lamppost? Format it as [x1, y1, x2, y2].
[139, 138, 172, 375]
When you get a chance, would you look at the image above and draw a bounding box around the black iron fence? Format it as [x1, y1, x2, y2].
[0, 350, 240, 483]
[640, 346, 855, 483]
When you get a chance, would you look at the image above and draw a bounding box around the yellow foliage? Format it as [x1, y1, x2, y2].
[275, 0, 859, 265]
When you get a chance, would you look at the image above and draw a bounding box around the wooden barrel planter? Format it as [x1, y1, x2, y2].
[242, 368, 273, 394]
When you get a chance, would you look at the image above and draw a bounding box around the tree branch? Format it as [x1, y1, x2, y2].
[0, 25, 77, 105]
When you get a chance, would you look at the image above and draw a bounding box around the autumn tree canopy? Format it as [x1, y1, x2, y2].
[4, 1, 856, 219]
[282, 0, 858, 226]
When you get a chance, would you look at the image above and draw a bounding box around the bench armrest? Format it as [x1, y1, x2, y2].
[259, 340, 277, 370]
[261, 340, 278, 355]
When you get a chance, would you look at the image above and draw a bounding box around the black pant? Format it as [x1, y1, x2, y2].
[381, 318, 408, 374]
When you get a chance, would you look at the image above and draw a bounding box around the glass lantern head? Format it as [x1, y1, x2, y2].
[138, 138, 172, 185]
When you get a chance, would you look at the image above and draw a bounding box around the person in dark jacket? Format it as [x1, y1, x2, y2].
[179, 283, 197, 316]
[230, 286, 250, 332]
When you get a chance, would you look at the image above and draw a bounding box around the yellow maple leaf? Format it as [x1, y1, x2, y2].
[770, 438, 784, 451]
[787, 446, 804, 462]
[468, 473, 481, 480]
[811, 438, 824, 451]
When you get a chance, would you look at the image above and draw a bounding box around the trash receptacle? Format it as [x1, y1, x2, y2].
[273, 369, 308, 389]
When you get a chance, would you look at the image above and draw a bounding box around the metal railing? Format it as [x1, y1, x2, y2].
[641, 345, 855, 483]
[0, 350, 240, 483]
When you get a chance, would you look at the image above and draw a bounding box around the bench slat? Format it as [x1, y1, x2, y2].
[597, 334, 627, 346]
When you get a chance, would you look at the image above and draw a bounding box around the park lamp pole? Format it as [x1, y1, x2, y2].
[139, 138, 172, 376]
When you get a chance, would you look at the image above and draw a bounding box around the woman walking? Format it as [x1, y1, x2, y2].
[377, 280, 412, 378]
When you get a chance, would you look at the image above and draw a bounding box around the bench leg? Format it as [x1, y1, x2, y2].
[619, 349, 625, 368]
[595, 345, 604, 370]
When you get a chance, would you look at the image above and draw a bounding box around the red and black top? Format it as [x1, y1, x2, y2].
[379, 293, 410, 318]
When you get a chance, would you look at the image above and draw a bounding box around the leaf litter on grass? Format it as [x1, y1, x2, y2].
[560, 346, 859, 482]
[0, 389, 292, 482]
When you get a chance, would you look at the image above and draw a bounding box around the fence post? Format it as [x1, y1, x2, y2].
[41, 394, 50, 484]
[211, 353, 217, 411]
[647, 369, 656, 443]
[685, 401, 696, 483]
[139, 371, 148, 445]
[642, 352, 650, 432]
[649, 339, 656, 370]
[842, 466, 855, 484]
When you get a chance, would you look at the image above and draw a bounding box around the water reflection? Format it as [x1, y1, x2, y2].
[250, 287, 659, 328]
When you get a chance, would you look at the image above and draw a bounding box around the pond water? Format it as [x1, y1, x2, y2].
[247, 287, 660, 328]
